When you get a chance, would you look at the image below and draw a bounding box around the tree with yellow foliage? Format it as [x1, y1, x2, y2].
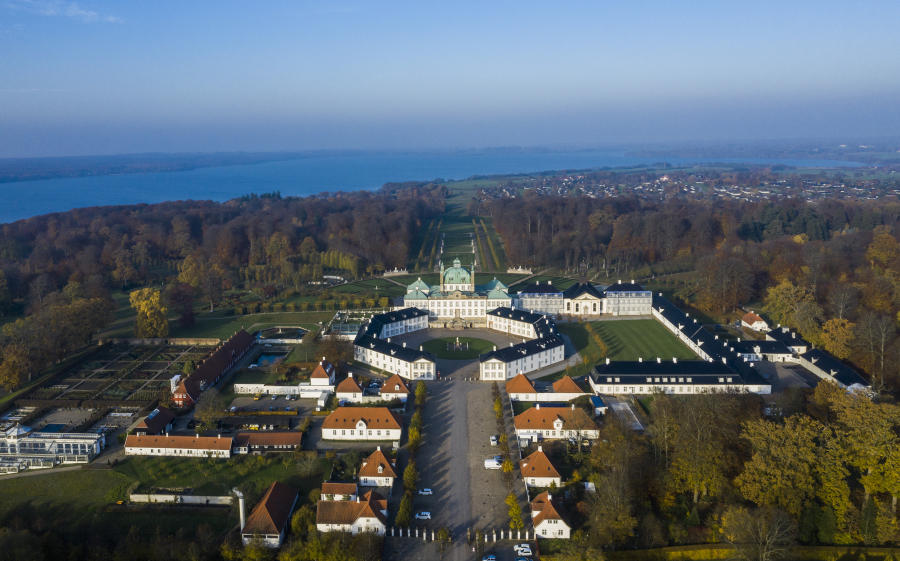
[129, 287, 169, 338]
[820, 318, 855, 360]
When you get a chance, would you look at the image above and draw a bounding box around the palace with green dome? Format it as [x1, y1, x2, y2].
[403, 258, 512, 320]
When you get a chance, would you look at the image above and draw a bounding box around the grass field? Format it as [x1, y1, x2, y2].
[113, 454, 329, 499]
[0, 469, 134, 519]
[421, 336, 496, 359]
[560, 319, 698, 362]
[330, 278, 405, 297]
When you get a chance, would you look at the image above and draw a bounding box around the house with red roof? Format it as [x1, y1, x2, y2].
[310, 358, 336, 386]
[379, 374, 411, 403]
[322, 407, 402, 441]
[316, 490, 388, 535]
[513, 404, 599, 442]
[358, 446, 397, 487]
[741, 311, 769, 332]
[241, 481, 299, 548]
[336, 375, 364, 403]
[520, 445, 562, 488]
[530, 491, 571, 539]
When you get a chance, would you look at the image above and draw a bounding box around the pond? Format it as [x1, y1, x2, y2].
[252, 353, 288, 367]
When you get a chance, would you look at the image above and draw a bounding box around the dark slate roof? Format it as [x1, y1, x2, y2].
[517, 282, 564, 295]
[188, 330, 255, 390]
[766, 327, 810, 349]
[479, 334, 564, 364]
[353, 307, 435, 364]
[487, 306, 546, 324]
[732, 340, 792, 355]
[801, 349, 868, 387]
[562, 282, 604, 300]
[603, 281, 649, 294]
[592, 359, 769, 388]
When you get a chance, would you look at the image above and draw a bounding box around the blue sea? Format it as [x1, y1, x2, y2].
[0, 148, 862, 223]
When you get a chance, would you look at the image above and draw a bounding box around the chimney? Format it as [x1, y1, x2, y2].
[605, 357, 610, 365]
[536, 403, 541, 410]
[234, 489, 246, 530]
[322, 356, 326, 362]
[618, 279, 621, 284]
[673, 357, 677, 364]
[195, 433, 199, 438]
[571, 403, 575, 410]
[493, 346, 497, 351]
[656, 357, 661, 363]
[419, 346, 423, 351]
[638, 357, 643, 363]
[538, 445, 543, 452]
[402, 342, 407, 348]
[631, 279, 634, 284]
[376, 445, 381, 451]
[165, 432, 169, 437]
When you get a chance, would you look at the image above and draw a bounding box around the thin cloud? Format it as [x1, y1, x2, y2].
[6, 0, 123, 23]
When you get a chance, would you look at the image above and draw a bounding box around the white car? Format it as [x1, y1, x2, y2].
[515, 544, 532, 556]
[490, 435, 499, 446]
[417, 488, 433, 496]
[414, 512, 431, 520]
[484, 458, 502, 470]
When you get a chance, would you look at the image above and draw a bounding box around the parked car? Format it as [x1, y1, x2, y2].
[482, 555, 497, 561]
[414, 512, 431, 520]
[417, 488, 433, 496]
[270, 395, 277, 400]
[489, 434, 499, 446]
[514, 543, 532, 557]
[484, 458, 502, 470]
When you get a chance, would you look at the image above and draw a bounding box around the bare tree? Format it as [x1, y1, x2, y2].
[722, 506, 797, 561]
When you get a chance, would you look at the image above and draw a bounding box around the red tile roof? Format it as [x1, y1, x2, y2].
[311, 360, 335, 379]
[234, 431, 302, 448]
[551, 376, 584, 394]
[742, 312, 765, 324]
[380, 374, 410, 395]
[135, 406, 175, 434]
[520, 447, 560, 480]
[506, 373, 536, 394]
[316, 490, 387, 526]
[125, 434, 233, 451]
[358, 447, 397, 479]
[321, 482, 358, 496]
[530, 491, 566, 526]
[242, 481, 298, 536]
[322, 407, 402, 431]
[336, 376, 362, 394]
[513, 406, 596, 432]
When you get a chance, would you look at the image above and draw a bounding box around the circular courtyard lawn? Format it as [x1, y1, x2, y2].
[421, 336, 496, 359]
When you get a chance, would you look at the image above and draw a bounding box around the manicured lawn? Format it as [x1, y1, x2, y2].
[421, 336, 496, 359]
[229, 367, 281, 385]
[169, 312, 332, 339]
[559, 319, 697, 363]
[113, 453, 329, 501]
[0, 469, 134, 519]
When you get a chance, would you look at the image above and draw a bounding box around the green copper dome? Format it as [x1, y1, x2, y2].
[443, 258, 471, 285]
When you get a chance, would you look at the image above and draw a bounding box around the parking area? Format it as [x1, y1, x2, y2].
[229, 394, 314, 415]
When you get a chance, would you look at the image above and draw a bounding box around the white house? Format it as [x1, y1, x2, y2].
[561, 283, 605, 317]
[520, 446, 562, 488]
[322, 407, 403, 442]
[531, 491, 571, 539]
[353, 308, 437, 380]
[310, 359, 336, 386]
[316, 491, 388, 535]
[336, 375, 364, 403]
[321, 482, 358, 501]
[241, 481, 298, 548]
[513, 404, 599, 442]
[741, 311, 769, 332]
[124, 434, 233, 458]
[358, 446, 397, 487]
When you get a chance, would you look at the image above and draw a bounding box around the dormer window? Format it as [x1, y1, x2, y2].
[377, 465, 384, 474]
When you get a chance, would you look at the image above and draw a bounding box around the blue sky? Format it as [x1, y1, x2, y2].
[1, 0, 899, 157]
